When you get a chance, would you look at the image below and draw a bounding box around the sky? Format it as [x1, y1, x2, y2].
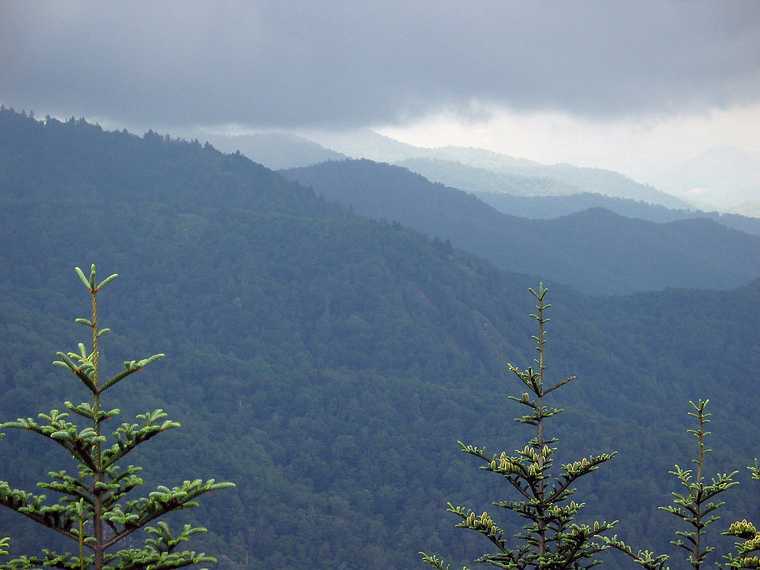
[2, 1, 760, 208]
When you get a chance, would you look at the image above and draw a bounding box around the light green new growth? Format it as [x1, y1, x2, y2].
[0, 264, 235, 570]
[421, 283, 617, 569]
[723, 460, 760, 569]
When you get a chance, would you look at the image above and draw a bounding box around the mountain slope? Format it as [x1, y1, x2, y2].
[283, 159, 760, 295]
[1, 110, 758, 569]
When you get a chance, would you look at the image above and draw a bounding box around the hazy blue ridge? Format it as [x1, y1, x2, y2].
[282, 159, 760, 295]
[201, 131, 347, 170]
[474, 190, 760, 236]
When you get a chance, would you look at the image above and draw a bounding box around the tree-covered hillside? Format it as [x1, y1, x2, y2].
[1, 110, 758, 569]
[283, 159, 760, 295]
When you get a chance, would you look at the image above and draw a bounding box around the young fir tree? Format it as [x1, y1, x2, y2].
[659, 400, 738, 569]
[604, 400, 739, 570]
[723, 461, 760, 569]
[0, 265, 235, 570]
[420, 283, 617, 570]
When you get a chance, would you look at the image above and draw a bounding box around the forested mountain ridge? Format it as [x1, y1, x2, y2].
[474, 190, 760, 236]
[1, 109, 758, 569]
[283, 159, 760, 295]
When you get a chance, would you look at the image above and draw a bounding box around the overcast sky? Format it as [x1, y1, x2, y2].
[2, 1, 760, 204]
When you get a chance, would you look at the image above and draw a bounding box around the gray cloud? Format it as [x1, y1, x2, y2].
[2, 1, 760, 129]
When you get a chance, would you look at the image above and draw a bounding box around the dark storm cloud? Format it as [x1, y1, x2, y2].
[2, 1, 760, 128]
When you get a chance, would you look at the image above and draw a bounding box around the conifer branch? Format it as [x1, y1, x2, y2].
[102, 479, 236, 550]
[101, 410, 181, 468]
[99, 355, 166, 394]
[0, 549, 90, 570]
[0, 414, 99, 471]
[0, 482, 86, 546]
[419, 552, 469, 570]
[601, 536, 671, 570]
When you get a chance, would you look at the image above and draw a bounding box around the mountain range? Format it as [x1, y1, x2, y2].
[283, 159, 760, 295]
[301, 128, 690, 209]
[1, 109, 759, 569]
[205, 127, 689, 209]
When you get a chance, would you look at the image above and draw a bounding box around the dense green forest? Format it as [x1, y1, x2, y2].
[283, 160, 760, 294]
[1, 109, 758, 568]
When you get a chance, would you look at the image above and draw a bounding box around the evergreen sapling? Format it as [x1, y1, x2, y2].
[604, 400, 739, 570]
[0, 265, 235, 570]
[420, 284, 617, 569]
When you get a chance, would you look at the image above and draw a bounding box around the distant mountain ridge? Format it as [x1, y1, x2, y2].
[302, 128, 688, 208]
[396, 157, 579, 197]
[474, 190, 760, 236]
[283, 159, 760, 295]
[199, 131, 346, 169]
[396, 154, 687, 208]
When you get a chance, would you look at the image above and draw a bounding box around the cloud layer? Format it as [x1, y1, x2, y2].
[2, 1, 760, 128]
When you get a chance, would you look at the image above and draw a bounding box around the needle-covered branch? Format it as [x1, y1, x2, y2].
[0, 549, 90, 570]
[0, 482, 85, 545]
[102, 410, 181, 468]
[102, 479, 236, 549]
[99, 355, 165, 394]
[602, 536, 671, 570]
[0, 412, 99, 470]
[419, 552, 470, 570]
[723, 461, 760, 569]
